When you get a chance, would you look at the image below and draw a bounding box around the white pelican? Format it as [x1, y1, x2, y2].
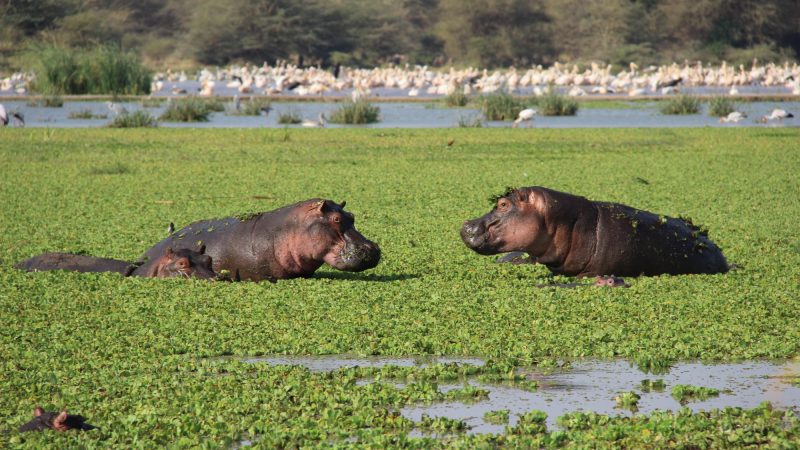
[719, 111, 746, 123]
[763, 109, 794, 121]
[512, 108, 537, 128]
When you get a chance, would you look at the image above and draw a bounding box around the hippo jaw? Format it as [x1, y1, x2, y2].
[325, 230, 381, 272]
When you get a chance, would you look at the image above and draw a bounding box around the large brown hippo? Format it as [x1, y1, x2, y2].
[15, 247, 218, 280]
[139, 198, 381, 282]
[460, 186, 729, 277]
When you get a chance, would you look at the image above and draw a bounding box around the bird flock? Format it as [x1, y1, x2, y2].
[3, 61, 800, 99]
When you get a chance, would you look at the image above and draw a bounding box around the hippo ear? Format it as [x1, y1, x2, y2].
[165, 247, 174, 259]
[198, 244, 206, 254]
[311, 200, 325, 212]
[34, 407, 44, 417]
[55, 411, 68, 424]
[339, 200, 346, 209]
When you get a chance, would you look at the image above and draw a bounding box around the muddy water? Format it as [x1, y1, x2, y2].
[242, 356, 800, 434]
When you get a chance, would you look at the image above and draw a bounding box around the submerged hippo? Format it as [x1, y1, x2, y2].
[15, 247, 218, 280]
[139, 199, 381, 282]
[19, 407, 97, 432]
[461, 186, 729, 277]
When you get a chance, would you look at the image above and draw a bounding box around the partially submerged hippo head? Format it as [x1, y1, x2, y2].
[19, 407, 97, 432]
[461, 187, 552, 256]
[133, 246, 218, 279]
[299, 199, 381, 273]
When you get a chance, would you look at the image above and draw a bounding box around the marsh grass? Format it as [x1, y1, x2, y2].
[538, 92, 579, 116]
[68, 109, 107, 119]
[457, 114, 483, 128]
[707, 96, 737, 117]
[660, 95, 701, 114]
[27, 44, 151, 95]
[278, 110, 302, 124]
[140, 97, 164, 108]
[228, 98, 272, 116]
[480, 92, 524, 121]
[443, 90, 469, 107]
[159, 98, 215, 122]
[26, 96, 64, 107]
[107, 110, 157, 128]
[328, 100, 380, 124]
[671, 384, 720, 403]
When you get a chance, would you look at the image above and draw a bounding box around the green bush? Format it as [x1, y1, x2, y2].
[68, 108, 107, 119]
[480, 92, 524, 121]
[707, 96, 737, 117]
[660, 95, 700, 115]
[27, 44, 151, 96]
[277, 110, 302, 124]
[328, 100, 380, 124]
[159, 98, 215, 122]
[443, 90, 469, 107]
[107, 111, 158, 128]
[539, 92, 578, 116]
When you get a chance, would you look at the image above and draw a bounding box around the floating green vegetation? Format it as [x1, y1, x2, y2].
[229, 98, 272, 116]
[660, 95, 701, 115]
[443, 90, 469, 107]
[640, 378, 666, 392]
[671, 384, 720, 403]
[159, 98, 216, 122]
[508, 410, 547, 435]
[277, 109, 303, 124]
[328, 99, 380, 124]
[457, 114, 483, 128]
[1, 128, 800, 447]
[417, 414, 469, 433]
[483, 409, 510, 424]
[68, 109, 107, 119]
[708, 96, 737, 117]
[479, 92, 524, 120]
[442, 385, 490, 401]
[614, 391, 641, 410]
[538, 92, 579, 116]
[107, 110, 157, 128]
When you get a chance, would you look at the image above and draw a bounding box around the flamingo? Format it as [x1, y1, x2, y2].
[512, 108, 537, 128]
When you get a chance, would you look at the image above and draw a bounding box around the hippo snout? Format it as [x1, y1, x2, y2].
[339, 240, 381, 272]
[461, 218, 502, 255]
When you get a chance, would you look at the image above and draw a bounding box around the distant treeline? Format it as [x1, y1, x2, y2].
[2, 0, 799, 70]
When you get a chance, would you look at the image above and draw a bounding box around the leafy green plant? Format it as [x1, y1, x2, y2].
[538, 92, 578, 116]
[328, 100, 380, 124]
[484, 409, 510, 424]
[660, 95, 701, 114]
[479, 92, 524, 120]
[417, 414, 469, 432]
[68, 109, 107, 119]
[707, 96, 737, 117]
[640, 378, 666, 392]
[614, 391, 641, 410]
[671, 384, 720, 403]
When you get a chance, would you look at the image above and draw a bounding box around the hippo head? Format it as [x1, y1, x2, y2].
[149, 246, 218, 280]
[19, 407, 96, 432]
[301, 199, 381, 272]
[461, 187, 554, 256]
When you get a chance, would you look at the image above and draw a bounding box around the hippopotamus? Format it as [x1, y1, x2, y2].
[139, 198, 381, 282]
[15, 247, 218, 280]
[461, 186, 729, 277]
[19, 407, 97, 432]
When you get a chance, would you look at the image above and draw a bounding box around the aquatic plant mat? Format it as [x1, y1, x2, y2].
[1, 128, 799, 447]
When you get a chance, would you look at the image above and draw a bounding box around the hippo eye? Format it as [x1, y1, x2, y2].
[498, 199, 509, 210]
[176, 258, 189, 269]
[332, 215, 341, 223]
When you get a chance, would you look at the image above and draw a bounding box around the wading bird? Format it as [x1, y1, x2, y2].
[301, 113, 326, 128]
[0, 103, 25, 127]
[512, 108, 537, 128]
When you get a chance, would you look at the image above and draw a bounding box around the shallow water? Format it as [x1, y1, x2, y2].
[2, 100, 798, 129]
[241, 356, 800, 434]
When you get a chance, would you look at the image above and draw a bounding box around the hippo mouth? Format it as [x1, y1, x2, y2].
[327, 232, 381, 272]
[461, 219, 503, 255]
